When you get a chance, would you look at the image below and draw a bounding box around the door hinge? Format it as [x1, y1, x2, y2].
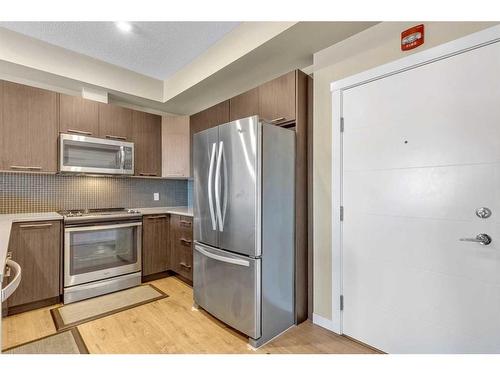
[340, 117, 344, 132]
[340, 206, 344, 221]
[340, 295, 344, 311]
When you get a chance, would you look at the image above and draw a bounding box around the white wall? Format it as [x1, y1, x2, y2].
[312, 21, 500, 322]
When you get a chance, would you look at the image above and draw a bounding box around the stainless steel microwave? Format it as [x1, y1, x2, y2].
[59, 133, 134, 175]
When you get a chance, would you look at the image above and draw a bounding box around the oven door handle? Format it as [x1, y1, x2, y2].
[64, 221, 142, 232]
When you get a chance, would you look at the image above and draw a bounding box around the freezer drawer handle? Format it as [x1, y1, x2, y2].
[195, 245, 250, 267]
[207, 143, 217, 231]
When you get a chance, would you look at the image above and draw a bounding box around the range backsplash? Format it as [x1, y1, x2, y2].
[0, 172, 188, 214]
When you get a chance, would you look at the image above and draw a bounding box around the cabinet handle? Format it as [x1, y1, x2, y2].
[179, 262, 191, 270]
[180, 238, 192, 245]
[10, 166, 42, 171]
[67, 129, 92, 135]
[179, 220, 192, 226]
[269, 117, 286, 124]
[145, 215, 167, 219]
[19, 223, 53, 229]
[139, 173, 158, 177]
[105, 135, 127, 141]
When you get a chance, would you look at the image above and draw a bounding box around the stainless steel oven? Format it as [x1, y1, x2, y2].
[63, 213, 142, 303]
[59, 133, 134, 175]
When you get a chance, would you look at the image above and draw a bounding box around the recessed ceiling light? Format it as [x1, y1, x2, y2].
[115, 21, 132, 33]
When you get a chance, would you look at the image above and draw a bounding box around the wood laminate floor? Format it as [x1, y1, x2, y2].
[2, 276, 377, 354]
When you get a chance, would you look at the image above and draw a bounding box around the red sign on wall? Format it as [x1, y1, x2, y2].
[401, 24, 424, 51]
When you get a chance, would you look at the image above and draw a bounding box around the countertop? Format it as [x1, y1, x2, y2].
[0, 212, 63, 280]
[0, 207, 192, 279]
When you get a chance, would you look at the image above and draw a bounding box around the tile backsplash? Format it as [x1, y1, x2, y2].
[0, 172, 188, 214]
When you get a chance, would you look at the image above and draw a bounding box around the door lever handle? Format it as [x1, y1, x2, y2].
[459, 233, 492, 245]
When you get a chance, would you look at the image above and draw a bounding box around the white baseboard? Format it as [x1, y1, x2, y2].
[312, 313, 336, 331]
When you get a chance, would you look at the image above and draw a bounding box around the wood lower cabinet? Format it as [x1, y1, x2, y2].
[98, 102, 133, 141]
[169, 215, 193, 282]
[258, 71, 296, 125]
[59, 93, 99, 136]
[142, 214, 170, 276]
[132, 111, 162, 177]
[0, 81, 59, 172]
[6, 220, 61, 312]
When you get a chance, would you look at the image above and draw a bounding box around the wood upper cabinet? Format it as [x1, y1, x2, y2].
[190, 100, 230, 135]
[132, 110, 162, 177]
[169, 215, 193, 282]
[142, 214, 170, 276]
[0, 81, 59, 172]
[6, 220, 61, 309]
[59, 94, 99, 136]
[162, 115, 190, 178]
[229, 87, 259, 121]
[98, 103, 133, 141]
[258, 71, 296, 125]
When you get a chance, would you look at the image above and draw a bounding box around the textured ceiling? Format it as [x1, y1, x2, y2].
[0, 21, 240, 80]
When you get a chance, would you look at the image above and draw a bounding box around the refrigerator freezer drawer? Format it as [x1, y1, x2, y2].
[193, 242, 261, 339]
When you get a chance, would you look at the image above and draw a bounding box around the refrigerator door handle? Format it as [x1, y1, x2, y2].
[195, 245, 250, 267]
[215, 141, 224, 231]
[207, 143, 217, 231]
[222, 141, 228, 228]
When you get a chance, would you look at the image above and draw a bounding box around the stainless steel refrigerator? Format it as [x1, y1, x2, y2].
[193, 115, 295, 348]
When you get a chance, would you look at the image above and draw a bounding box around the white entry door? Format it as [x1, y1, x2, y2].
[341, 40, 500, 353]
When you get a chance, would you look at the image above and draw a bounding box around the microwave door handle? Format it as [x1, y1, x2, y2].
[215, 141, 224, 232]
[120, 146, 125, 170]
[207, 143, 217, 231]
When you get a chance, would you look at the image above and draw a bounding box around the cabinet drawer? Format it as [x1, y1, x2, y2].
[170, 215, 193, 237]
[173, 244, 193, 281]
[170, 214, 193, 281]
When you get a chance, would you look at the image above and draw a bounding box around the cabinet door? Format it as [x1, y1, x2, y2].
[142, 215, 169, 276]
[7, 221, 61, 308]
[0, 81, 58, 172]
[170, 215, 193, 281]
[229, 87, 259, 121]
[258, 71, 296, 125]
[189, 100, 229, 174]
[162, 115, 190, 178]
[132, 111, 162, 177]
[98, 103, 133, 141]
[59, 94, 99, 136]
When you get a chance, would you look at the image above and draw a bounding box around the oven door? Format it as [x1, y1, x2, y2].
[64, 221, 142, 287]
[59, 133, 134, 175]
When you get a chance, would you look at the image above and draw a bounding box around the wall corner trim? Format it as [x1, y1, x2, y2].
[312, 313, 338, 332]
